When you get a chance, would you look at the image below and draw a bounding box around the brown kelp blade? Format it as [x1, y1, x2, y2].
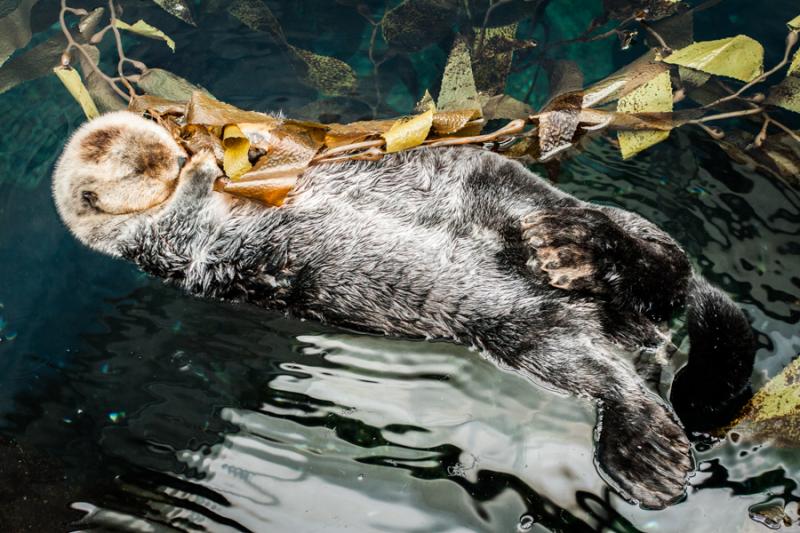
[215, 176, 298, 207]
[126, 88, 538, 206]
[186, 91, 279, 126]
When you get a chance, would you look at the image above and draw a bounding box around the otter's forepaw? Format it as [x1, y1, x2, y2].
[532, 244, 597, 292]
[596, 398, 693, 510]
[521, 208, 629, 293]
[182, 149, 223, 183]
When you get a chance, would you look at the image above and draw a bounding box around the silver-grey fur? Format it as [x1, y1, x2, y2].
[52, 112, 756, 510]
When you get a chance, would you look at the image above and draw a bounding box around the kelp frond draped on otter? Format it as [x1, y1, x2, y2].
[51, 111, 755, 509]
[127, 90, 525, 208]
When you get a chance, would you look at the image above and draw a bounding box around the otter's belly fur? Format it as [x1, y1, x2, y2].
[104, 146, 754, 509]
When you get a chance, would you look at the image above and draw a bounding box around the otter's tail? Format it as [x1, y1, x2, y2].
[670, 275, 756, 431]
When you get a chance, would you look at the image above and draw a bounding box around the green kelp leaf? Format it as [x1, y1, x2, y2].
[227, 0, 356, 96]
[53, 66, 100, 120]
[289, 46, 357, 96]
[153, 0, 196, 26]
[789, 50, 800, 77]
[766, 75, 800, 114]
[416, 91, 483, 136]
[0, 33, 65, 95]
[438, 36, 482, 114]
[714, 131, 800, 186]
[114, 19, 176, 52]
[129, 94, 186, 116]
[732, 357, 800, 447]
[788, 15, 800, 31]
[381, 0, 454, 53]
[480, 94, 532, 121]
[413, 89, 435, 113]
[228, 0, 286, 44]
[0, 0, 36, 68]
[77, 45, 126, 113]
[616, 70, 673, 159]
[663, 35, 764, 82]
[583, 50, 669, 108]
[78, 7, 106, 39]
[472, 23, 535, 96]
[136, 68, 210, 101]
[0, 1, 20, 18]
[382, 104, 435, 153]
[759, 134, 800, 186]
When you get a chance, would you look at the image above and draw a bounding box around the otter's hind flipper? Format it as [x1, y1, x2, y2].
[595, 391, 693, 510]
[670, 276, 756, 431]
[515, 337, 693, 510]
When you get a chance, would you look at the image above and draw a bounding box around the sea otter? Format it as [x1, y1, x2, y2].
[51, 111, 755, 510]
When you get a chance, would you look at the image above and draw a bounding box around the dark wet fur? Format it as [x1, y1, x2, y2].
[108, 146, 754, 509]
[670, 277, 756, 431]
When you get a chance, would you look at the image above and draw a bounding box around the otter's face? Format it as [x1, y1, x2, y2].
[53, 111, 187, 252]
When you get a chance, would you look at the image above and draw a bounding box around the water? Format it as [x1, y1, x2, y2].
[1, 1, 799, 531]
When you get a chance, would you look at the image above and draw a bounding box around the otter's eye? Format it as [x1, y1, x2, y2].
[81, 190, 99, 209]
[177, 156, 187, 170]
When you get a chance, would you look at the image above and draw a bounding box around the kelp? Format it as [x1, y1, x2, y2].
[135, 68, 208, 102]
[767, 76, 800, 114]
[472, 23, 535, 96]
[663, 35, 765, 82]
[616, 70, 673, 159]
[226, 0, 357, 96]
[130, 90, 514, 206]
[730, 357, 800, 447]
[114, 19, 175, 52]
[437, 36, 483, 114]
[53, 65, 98, 120]
[38, 1, 799, 202]
[0, 0, 36, 68]
[381, 0, 455, 53]
[152, 0, 195, 26]
[0, 33, 66, 95]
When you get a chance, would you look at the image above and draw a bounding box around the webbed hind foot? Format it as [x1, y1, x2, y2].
[595, 393, 693, 509]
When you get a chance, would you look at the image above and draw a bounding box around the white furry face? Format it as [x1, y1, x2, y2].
[52, 111, 187, 252]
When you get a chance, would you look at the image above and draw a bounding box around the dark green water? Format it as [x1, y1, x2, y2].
[0, 1, 799, 531]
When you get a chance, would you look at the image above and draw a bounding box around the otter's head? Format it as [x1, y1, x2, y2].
[53, 111, 187, 255]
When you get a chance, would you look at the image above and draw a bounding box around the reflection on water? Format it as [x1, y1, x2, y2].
[1, 0, 800, 531]
[43, 290, 604, 532]
[26, 291, 797, 532]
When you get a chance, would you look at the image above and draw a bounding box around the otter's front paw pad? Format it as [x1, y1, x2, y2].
[534, 245, 596, 291]
[521, 208, 627, 293]
[596, 399, 693, 510]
